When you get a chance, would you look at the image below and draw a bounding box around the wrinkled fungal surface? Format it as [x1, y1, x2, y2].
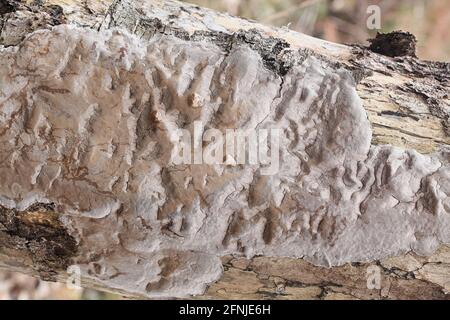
[0, 25, 449, 297]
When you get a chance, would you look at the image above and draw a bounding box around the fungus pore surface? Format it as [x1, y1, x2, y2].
[0, 25, 449, 297]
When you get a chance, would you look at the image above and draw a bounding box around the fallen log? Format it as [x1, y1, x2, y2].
[0, 0, 449, 299]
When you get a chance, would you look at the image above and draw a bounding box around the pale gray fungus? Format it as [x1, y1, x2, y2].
[0, 25, 449, 297]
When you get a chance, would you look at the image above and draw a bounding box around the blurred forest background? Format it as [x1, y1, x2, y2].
[188, 0, 450, 61]
[1, 0, 449, 300]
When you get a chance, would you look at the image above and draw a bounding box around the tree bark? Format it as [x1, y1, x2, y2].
[0, 0, 449, 299]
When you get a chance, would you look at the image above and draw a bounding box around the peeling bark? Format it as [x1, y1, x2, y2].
[0, 202, 77, 281]
[205, 246, 450, 300]
[0, 0, 449, 299]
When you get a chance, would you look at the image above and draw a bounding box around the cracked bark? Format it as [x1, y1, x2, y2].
[0, 0, 449, 299]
